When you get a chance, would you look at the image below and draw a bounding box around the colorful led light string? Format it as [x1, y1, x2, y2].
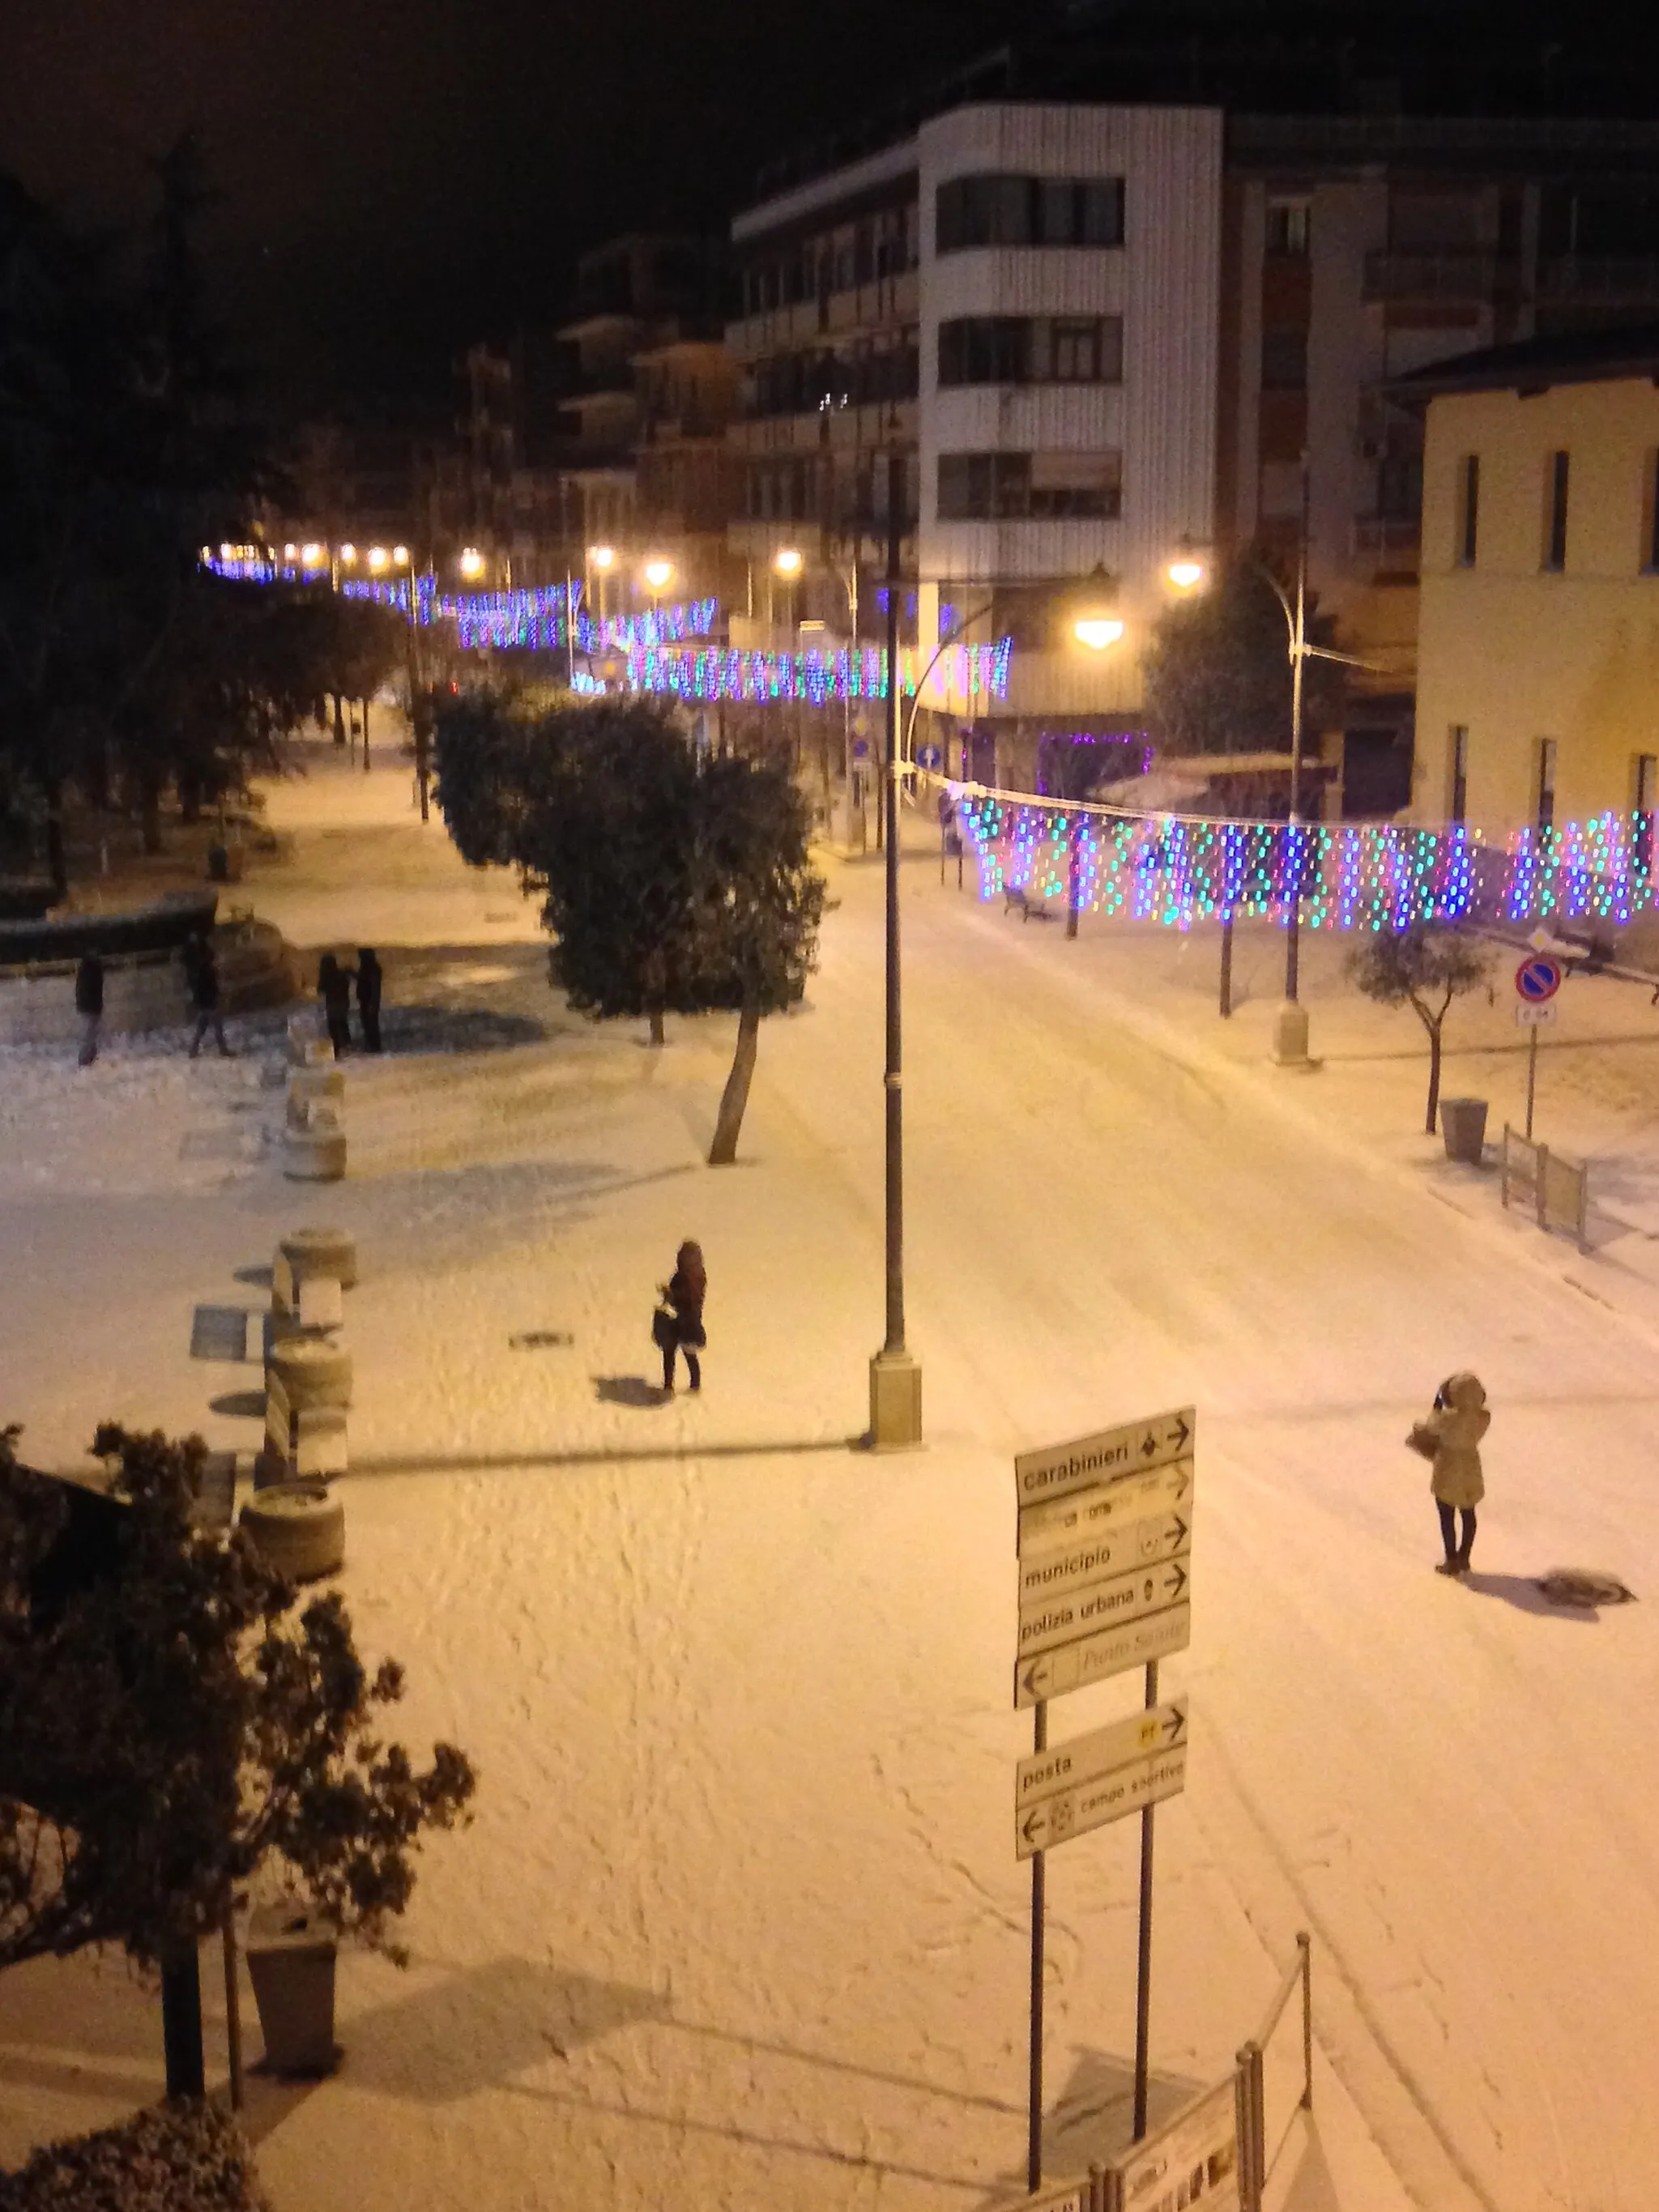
[623, 637, 1012, 706]
[951, 786, 1659, 931]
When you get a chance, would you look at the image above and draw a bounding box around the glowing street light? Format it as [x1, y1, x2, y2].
[458, 547, 486, 581]
[283, 542, 297, 560]
[368, 545, 389, 573]
[391, 544, 410, 567]
[1167, 556, 1206, 590]
[642, 557, 674, 593]
[590, 544, 616, 570]
[301, 542, 324, 567]
[772, 546, 804, 578]
[1073, 615, 1126, 650]
[339, 543, 357, 566]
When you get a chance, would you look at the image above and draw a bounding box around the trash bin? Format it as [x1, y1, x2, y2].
[245, 1904, 339, 2076]
[1440, 1096, 1488, 1166]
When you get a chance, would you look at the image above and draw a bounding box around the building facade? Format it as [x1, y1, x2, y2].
[1410, 330, 1659, 838]
[728, 69, 1659, 800]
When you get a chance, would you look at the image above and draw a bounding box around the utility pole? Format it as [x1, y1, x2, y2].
[868, 450, 921, 1448]
[1272, 454, 1314, 1070]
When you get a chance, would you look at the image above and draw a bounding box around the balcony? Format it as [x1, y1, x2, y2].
[1350, 514, 1421, 568]
[1363, 250, 1519, 304]
[1537, 255, 1659, 306]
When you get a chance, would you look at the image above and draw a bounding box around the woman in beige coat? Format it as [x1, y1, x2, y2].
[1420, 1370, 1490, 1576]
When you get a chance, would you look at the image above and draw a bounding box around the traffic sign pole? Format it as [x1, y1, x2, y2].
[1526, 1022, 1538, 1141]
[1132, 1660, 1158, 2142]
[1029, 1697, 1047, 2193]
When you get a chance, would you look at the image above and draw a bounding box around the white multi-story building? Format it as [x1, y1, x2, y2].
[728, 102, 1223, 776]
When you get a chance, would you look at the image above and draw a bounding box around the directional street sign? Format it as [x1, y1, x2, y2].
[1015, 1407, 1196, 1511]
[1016, 1742, 1188, 1859]
[1015, 1600, 1192, 1709]
[1017, 1698, 1188, 1816]
[1515, 954, 1563, 1004]
[1019, 1459, 1193, 1557]
[1018, 1558, 1190, 1661]
[1109, 2073, 1240, 2211]
[1515, 1002, 1558, 1029]
[1017, 1505, 1192, 1606]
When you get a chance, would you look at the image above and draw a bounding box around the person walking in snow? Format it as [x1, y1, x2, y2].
[655, 1239, 706, 1396]
[75, 952, 104, 1067]
[318, 952, 354, 1058]
[184, 929, 232, 1058]
[355, 947, 384, 1053]
[1410, 1370, 1490, 1576]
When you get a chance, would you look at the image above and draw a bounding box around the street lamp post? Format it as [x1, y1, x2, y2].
[869, 451, 921, 1449]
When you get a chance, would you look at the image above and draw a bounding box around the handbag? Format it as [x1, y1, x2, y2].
[650, 1304, 677, 1353]
[1405, 1420, 1439, 1461]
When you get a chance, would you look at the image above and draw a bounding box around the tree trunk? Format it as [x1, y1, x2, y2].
[1065, 821, 1081, 940]
[140, 779, 163, 855]
[708, 1002, 761, 1166]
[361, 698, 370, 772]
[333, 693, 346, 747]
[648, 1008, 666, 1047]
[1426, 1025, 1443, 1136]
[161, 1946, 205, 2099]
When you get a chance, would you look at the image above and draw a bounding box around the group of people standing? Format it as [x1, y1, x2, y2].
[318, 949, 383, 1055]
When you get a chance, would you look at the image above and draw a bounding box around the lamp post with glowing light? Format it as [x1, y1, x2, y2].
[774, 543, 863, 845]
[1067, 599, 1127, 937]
[643, 556, 674, 636]
[588, 543, 616, 631]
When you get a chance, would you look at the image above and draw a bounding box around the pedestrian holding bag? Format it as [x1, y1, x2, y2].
[650, 1302, 677, 1353]
[1405, 1419, 1439, 1461]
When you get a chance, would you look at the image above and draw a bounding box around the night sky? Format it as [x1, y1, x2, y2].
[0, 0, 1017, 420]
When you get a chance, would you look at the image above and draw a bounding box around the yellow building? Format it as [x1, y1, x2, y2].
[1410, 327, 1659, 838]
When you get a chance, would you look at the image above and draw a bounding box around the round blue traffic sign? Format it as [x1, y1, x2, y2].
[1516, 956, 1563, 1004]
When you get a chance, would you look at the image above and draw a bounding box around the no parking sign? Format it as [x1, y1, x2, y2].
[1515, 955, 1563, 1004]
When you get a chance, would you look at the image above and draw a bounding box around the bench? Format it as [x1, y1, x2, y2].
[1003, 885, 1057, 923]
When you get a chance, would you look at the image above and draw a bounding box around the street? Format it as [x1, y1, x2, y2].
[2, 748, 1655, 2211]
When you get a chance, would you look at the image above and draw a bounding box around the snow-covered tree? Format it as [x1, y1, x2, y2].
[1347, 926, 1491, 1134]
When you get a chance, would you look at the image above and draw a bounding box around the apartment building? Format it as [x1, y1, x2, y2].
[726, 15, 1659, 799]
[1409, 326, 1659, 837]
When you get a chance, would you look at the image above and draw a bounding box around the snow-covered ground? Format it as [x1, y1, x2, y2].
[3, 739, 1658, 2211]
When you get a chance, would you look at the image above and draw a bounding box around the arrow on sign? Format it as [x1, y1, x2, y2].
[1145, 1411, 1190, 1459]
[1014, 1600, 1192, 1707]
[1017, 1558, 1190, 1660]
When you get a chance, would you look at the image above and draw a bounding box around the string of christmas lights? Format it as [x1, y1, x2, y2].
[952, 789, 1658, 930]
[621, 637, 1013, 705]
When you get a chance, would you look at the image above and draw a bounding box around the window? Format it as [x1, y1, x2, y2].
[936, 173, 1125, 253]
[1377, 453, 1422, 520]
[1449, 726, 1469, 824]
[937, 450, 1121, 521]
[1455, 454, 1479, 566]
[936, 315, 1124, 386]
[1543, 450, 1570, 571]
[1536, 738, 1559, 830]
[1260, 327, 1307, 390]
[1266, 198, 1311, 255]
[1644, 450, 1659, 571]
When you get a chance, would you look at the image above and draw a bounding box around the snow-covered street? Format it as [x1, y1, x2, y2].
[3, 741, 1657, 2211]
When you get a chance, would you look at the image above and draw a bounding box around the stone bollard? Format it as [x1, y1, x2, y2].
[284, 1106, 346, 1182]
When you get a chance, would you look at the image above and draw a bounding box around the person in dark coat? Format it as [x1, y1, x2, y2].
[659, 1239, 706, 1394]
[318, 953, 354, 1058]
[355, 947, 384, 1053]
[75, 953, 104, 1067]
[184, 930, 231, 1058]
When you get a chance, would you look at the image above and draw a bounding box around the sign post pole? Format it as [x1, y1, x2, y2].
[1525, 1022, 1538, 1142]
[1132, 1659, 1158, 2141]
[1029, 1697, 1047, 2193]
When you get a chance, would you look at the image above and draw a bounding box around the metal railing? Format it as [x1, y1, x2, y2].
[1362, 249, 1518, 301]
[1235, 1933, 1314, 2211]
[1502, 1127, 1590, 1249]
[988, 1933, 1313, 2212]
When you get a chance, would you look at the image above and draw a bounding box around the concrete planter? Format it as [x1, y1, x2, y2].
[280, 1226, 360, 1290]
[239, 1479, 346, 1578]
[267, 1336, 353, 1411]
